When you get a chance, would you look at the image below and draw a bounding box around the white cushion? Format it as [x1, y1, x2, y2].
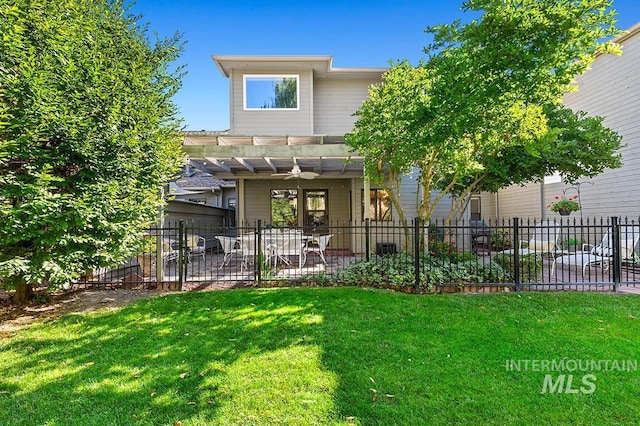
[528, 240, 555, 252]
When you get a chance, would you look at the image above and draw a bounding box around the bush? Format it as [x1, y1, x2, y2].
[492, 253, 543, 282]
[428, 240, 477, 263]
[491, 230, 511, 250]
[334, 252, 508, 293]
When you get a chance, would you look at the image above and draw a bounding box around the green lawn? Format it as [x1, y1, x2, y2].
[1, 288, 639, 425]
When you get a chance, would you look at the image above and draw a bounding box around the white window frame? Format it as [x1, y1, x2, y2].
[243, 74, 300, 111]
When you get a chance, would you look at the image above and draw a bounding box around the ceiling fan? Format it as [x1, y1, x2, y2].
[272, 165, 319, 180]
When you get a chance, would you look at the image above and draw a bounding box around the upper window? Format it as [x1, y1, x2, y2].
[244, 75, 299, 110]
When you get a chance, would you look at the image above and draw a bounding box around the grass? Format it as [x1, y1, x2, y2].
[1, 288, 640, 425]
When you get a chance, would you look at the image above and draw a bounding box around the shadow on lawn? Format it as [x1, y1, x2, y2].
[0, 289, 369, 425]
[3, 289, 640, 425]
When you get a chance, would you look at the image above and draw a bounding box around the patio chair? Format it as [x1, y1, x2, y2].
[215, 236, 242, 268]
[552, 226, 640, 275]
[238, 233, 263, 271]
[500, 221, 564, 258]
[303, 234, 333, 266]
[162, 239, 178, 264]
[186, 235, 206, 262]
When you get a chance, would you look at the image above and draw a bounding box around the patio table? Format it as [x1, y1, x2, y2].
[261, 230, 310, 268]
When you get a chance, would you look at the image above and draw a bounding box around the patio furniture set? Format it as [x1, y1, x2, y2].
[215, 231, 333, 271]
[497, 221, 640, 276]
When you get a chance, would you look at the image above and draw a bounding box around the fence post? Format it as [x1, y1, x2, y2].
[178, 220, 184, 291]
[414, 218, 421, 292]
[612, 216, 620, 292]
[365, 218, 370, 262]
[513, 217, 520, 292]
[257, 220, 262, 286]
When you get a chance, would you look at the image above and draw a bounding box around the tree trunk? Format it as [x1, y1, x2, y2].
[13, 280, 33, 305]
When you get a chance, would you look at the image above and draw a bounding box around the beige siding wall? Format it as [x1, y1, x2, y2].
[495, 27, 640, 220]
[230, 70, 313, 135]
[243, 179, 352, 225]
[497, 184, 543, 220]
[478, 193, 497, 220]
[313, 78, 376, 135]
[561, 31, 640, 219]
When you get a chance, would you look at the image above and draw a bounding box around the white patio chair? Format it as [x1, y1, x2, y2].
[238, 233, 262, 271]
[162, 239, 178, 264]
[215, 236, 242, 268]
[552, 226, 640, 275]
[186, 235, 206, 262]
[500, 221, 564, 258]
[303, 234, 333, 266]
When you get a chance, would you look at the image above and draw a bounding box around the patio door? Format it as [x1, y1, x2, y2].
[304, 189, 328, 231]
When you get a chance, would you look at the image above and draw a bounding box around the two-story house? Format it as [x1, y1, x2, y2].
[182, 55, 451, 238]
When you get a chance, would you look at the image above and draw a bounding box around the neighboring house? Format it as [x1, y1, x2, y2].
[182, 55, 451, 244]
[173, 165, 236, 209]
[492, 23, 640, 220]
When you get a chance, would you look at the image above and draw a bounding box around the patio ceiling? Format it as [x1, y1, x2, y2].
[182, 134, 365, 180]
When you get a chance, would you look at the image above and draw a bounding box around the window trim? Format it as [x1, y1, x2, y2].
[243, 74, 300, 111]
[362, 188, 392, 222]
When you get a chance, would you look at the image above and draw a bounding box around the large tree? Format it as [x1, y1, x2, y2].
[346, 0, 622, 224]
[0, 0, 185, 302]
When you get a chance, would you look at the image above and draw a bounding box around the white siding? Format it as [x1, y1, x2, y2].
[313, 77, 377, 135]
[230, 70, 313, 135]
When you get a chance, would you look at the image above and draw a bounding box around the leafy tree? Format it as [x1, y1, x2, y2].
[271, 191, 298, 227]
[347, 0, 622, 224]
[273, 78, 297, 109]
[441, 104, 622, 219]
[261, 77, 297, 109]
[0, 0, 185, 302]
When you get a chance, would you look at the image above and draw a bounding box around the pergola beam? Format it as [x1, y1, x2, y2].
[264, 157, 278, 173]
[235, 157, 255, 173]
[205, 157, 231, 173]
[183, 144, 357, 158]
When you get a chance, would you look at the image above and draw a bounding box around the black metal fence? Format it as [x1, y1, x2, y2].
[76, 216, 640, 292]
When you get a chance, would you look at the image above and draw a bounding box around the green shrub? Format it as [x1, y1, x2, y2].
[490, 230, 511, 250]
[428, 240, 478, 262]
[334, 252, 508, 293]
[492, 253, 543, 282]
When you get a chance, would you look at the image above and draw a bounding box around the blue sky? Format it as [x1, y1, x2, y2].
[132, 0, 640, 131]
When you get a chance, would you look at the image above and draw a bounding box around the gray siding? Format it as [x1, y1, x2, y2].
[230, 70, 313, 135]
[313, 78, 376, 135]
[400, 168, 454, 221]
